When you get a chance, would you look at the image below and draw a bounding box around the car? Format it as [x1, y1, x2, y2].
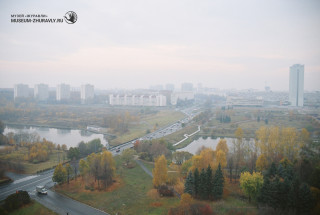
[36, 186, 47, 194]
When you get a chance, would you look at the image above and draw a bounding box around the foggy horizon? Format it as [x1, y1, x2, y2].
[1, 0, 320, 91]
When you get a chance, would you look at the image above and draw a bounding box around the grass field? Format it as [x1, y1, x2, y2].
[0, 148, 68, 174]
[203, 107, 319, 138]
[110, 110, 185, 145]
[5, 200, 58, 215]
[54, 156, 180, 215]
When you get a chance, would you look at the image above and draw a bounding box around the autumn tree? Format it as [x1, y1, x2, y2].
[65, 163, 73, 184]
[256, 154, 268, 172]
[79, 159, 88, 180]
[180, 193, 193, 206]
[240, 171, 263, 202]
[62, 144, 67, 151]
[216, 150, 227, 168]
[233, 127, 244, 179]
[227, 156, 234, 183]
[53, 163, 67, 184]
[152, 155, 168, 187]
[216, 139, 229, 154]
[121, 148, 135, 167]
[100, 150, 116, 188]
[87, 153, 100, 186]
[173, 151, 193, 165]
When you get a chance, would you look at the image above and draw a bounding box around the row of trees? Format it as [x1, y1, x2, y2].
[67, 139, 103, 160]
[184, 164, 224, 200]
[102, 111, 139, 134]
[79, 151, 116, 189]
[135, 139, 172, 161]
[54, 150, 116, 189]
[240, 161, 315, 214]
[255, 126, 310, 163]
[181, 140, 228, 176]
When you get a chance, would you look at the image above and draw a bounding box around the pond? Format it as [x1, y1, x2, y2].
[3, 125, 108, 149]
[177, 137, 255, 154]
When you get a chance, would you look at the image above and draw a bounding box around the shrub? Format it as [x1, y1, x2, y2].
[168, 203, 214, 215]
[4, 191, 30, 212]
[158, 185, 174, 197]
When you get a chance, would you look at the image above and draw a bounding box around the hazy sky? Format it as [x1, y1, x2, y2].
[0, 0, 319, 91]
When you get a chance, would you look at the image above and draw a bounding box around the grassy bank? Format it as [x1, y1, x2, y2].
[110, 110, 185, 145]
[4, 200, 58, 215]
[54, 156, 180, 215]
[0, 148, 68, 174]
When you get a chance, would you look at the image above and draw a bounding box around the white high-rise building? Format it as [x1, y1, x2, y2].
[14, 84, 29, 100]
[56, 84, 70, 101]
[289, 64, 304, 107]
[81, 84, 94, 101]
[34, 84, 49, 101]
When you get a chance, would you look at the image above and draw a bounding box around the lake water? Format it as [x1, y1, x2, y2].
[4, 125, 108, 148]
[177, 137, 254, 154]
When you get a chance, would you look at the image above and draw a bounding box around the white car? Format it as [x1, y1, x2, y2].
[36, 186, 47, 194]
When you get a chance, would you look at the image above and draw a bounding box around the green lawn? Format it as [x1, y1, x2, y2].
[6, 200, 57, 215]
[110, 110, 185, 145]
[0, 148, 68, 174]
[55, 157, 180, 215]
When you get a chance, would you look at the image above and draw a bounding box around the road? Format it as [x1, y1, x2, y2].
[0, 107, 200, 214]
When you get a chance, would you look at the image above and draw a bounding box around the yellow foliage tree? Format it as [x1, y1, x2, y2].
[216, 150, 227, 168]
[216, 139, 229, 154]
[240, 171, 264, 203]
[180, 193, 193, 206]
[190, 148, 216, 171]
[256, 154, 268, 171]
[152, 155, 168, 187]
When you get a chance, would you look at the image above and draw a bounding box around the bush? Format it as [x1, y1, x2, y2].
[168, 203, 214, 215]
[158, 185, 174, 197]
[4, 191, 31, 212]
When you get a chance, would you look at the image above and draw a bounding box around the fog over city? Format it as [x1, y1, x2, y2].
[0, 0, 320, 91]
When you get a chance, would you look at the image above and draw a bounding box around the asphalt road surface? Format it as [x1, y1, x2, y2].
[0, 107, 200, 214]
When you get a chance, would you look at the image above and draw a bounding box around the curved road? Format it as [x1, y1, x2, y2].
[0, 107, 199, 214]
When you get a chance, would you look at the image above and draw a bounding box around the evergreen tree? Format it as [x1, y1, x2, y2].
[212, 163, 224, 200]
[206, 165, 213, 199]
[269, 176, 280, 210]
[258, 176, 270, 205]
[194, 168, 200, 198]
[298, 183, 313, 214]
[184, 171, 194, 195]
[278, 177, 290, 211]
[266, 162, 277, 178]
[288, 177, 300, 214]
[199, 168, 207, 199]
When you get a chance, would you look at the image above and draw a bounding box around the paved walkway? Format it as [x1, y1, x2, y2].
[173, 125, 201, 146]
[135, 159, 181, 199]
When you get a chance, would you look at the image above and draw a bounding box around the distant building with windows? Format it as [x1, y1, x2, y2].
[56, 84, 70, 101]
[181, 83, 193, 92]
[289, 64, 304, 107]
[109, 94, 166, 106]
[81, 84, 94, 102]
[226, 96, 263, 107]
[170, 91, 194, 105]
[14, 84, 29, 100]
[34, 84, 49, 101]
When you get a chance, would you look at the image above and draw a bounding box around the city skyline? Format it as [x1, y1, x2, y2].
[0, 0, 320, 91]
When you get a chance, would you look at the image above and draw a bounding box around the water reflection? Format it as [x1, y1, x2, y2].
[4, 125, 108, 148]
[177, 137, 254, 155]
